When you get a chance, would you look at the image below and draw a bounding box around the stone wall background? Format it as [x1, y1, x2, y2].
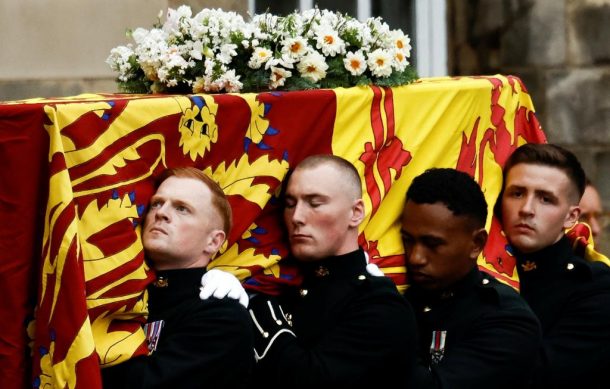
[448, 0, 610, 252]
[1, 0, 608, 250]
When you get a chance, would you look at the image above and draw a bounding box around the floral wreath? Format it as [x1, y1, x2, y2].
[106, 6, 417, 94]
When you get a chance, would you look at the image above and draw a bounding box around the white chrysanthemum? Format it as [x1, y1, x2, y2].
[343, 51, 367, 76]
[367, 48, 393, 78]
[282, 37, 309, 60]
[109, 5, 415, 92]
[392, 49, 409, 71]
[297, 51, 328, 82]
[315, 28, 345, 57]
[390, 30, 412, 57]
[269, 66, 292, 89]
[248, 47, 273, 69]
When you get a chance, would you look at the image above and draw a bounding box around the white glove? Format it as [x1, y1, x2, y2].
[366, 263, 385, 277]
[199, 269, 249, 308]
[364, 251, 384, 277]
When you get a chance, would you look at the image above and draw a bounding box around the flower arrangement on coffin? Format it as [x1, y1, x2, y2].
[106, 6, 417, 94]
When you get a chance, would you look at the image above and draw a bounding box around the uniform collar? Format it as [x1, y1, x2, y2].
[148, 267, 206, 308]
[515, 236, 574, 276]
[300, 249, 367, 282]
[407, 266, 482, 302]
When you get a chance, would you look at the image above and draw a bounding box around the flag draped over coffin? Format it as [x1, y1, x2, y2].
[0, 75, 547, 388]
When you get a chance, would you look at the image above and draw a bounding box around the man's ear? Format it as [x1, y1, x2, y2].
[349, 199, 365, 227]
[205, 229, 226, 257]
[563, 205, 581, 229]
[470, 227, 488, 260]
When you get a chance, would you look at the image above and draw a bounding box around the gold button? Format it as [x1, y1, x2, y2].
[423, 306, 432, 312]
[567, 263, 575, 270]
[358, 275, 366, 280]
[482, 278, 490, 285]
[299, 289, 308, 297]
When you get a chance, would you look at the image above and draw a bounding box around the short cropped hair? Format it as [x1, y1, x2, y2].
[293, 154, 362, 199]
[157, 167, 232, 235]
[502, 143, 586, 201]
[406, 168, 488, 229]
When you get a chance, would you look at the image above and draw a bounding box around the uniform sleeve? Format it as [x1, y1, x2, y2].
[255, 290, 417, 387]
[532, 285, 610, 387]
[101, 300, 254, 389]
[424, 306, 542, 389]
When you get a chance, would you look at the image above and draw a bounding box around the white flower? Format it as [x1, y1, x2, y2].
[343, 51, 367, 76]
[265, 55, 294, 71]
[219, 69, 243, 93]
[106, 46, 135, 81]
[281, 37, 309, 60]
[297, 51, 328, 82]
[367, 48, 393, 78]
[269, 66, 292, 89]
[189, 40, 204, 60]
[131, 28, 150, 45]
[108, 6, 415, 93]
[164, 5, 192, 36]
[390, 30, 412, 57]
[392, 49, 409, 71]
[217, 43, 238, 64]
[315, 28, 345, 57]
[248, 47, 273, 69]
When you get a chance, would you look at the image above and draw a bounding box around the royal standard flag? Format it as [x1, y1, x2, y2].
[0, 75, 546, 388]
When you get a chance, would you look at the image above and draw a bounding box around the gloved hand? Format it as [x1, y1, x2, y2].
[199, 269, 249, 308]
[364, 251, 384, 277]
[248, 294, 295, 362]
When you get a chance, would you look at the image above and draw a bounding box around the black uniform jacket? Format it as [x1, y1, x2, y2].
[102, 268, 254, 389]
[405, 267, 542, 389]
[516, 236, 610, 388]
[255, 249, 418, 388]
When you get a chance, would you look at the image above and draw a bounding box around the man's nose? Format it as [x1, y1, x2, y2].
[518, 196, 535, 216]
[290, 202, 306, 225]
[154, 203, 170, 221]
[406, 245, 426, 266]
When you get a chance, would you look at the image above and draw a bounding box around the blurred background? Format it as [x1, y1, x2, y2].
[1, 0, 608, 252]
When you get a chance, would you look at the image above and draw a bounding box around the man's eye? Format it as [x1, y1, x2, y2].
[176, 205, 188, 212]
[509, 190, 523, 198]
[423, 238, 442, 250]
[284, 200, 295, 209]
[401, 236, 414, 246]
[150, 201, 162, 208]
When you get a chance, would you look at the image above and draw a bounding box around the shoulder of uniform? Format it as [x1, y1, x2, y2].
[475, 273, 520, 305]
[349, 271, 379, 287]
[563, 255, 597, 280]
[350, 271, 400, 293]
